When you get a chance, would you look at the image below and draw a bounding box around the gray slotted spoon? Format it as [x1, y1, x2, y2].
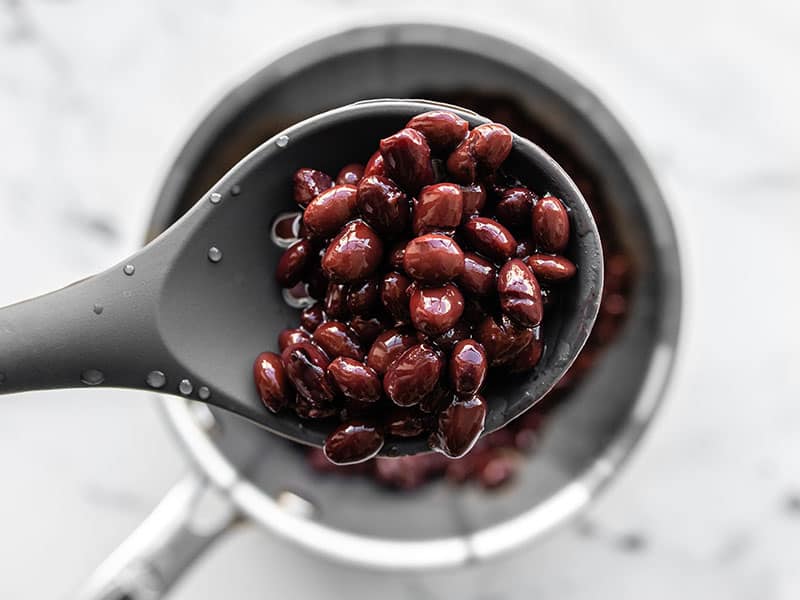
[0, 99, 603, 456]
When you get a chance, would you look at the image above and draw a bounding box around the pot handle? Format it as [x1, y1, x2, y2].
[75, 472, 238, 600]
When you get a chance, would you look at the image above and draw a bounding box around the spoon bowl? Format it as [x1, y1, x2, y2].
[0, 99, 602, 456]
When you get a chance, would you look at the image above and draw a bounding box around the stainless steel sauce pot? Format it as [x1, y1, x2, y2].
[78, 22, 682, 600]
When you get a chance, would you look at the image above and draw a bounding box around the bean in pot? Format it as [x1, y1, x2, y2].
[412, 183, 463, 234]
[475, 314, 534, 366]
[293, 168, 333, 207]
[322, 220, 383, 282]
[299, 305, 325, 332]
[356, 175, 410, 237]
[281, 341, 336, 404]
[509, 329, 544, 373]
[363, 150, 386, 178]
[403, 234, 465, 283]
[336, 163, 365, 186]
[324, 421, 385, 465]
[312, 321, 364, 360]
[379, 128, 434, 192]
[347, 278, 379, 315]
[526, 254, 577, 282]
[366, 329, 417, 375]
[409, 284, 465, 336]
[430, 394, 487, 458]
[497, 258, 543, 327]
[449, 339, 488, 396]
[406, 110, 469, 152]
[460, 216, 517, 262]
[275, 238, 312, 288]
[278, 328, 310, 351]
[383, 344, 444, 407]
[253, 351, 292, 413]
[458, 252, 497, 295]
[327, 357, 381, 403]
[532, 195, 570, 253]
[303, 184, 358, 238]
[495, 187, 536, 229]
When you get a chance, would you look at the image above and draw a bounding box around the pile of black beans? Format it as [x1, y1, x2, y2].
[254, 110, 575, 465]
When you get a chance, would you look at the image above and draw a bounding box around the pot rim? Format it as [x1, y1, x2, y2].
[152, 20, 683, 570]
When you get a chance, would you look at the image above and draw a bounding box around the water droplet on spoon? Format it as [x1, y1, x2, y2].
[179, 378, 193, 395]
[146, 370, 166, 389]
[93, 304, 103, 315]
[81, 369, 104, 385]
[198, 386, 211, 400]
[276, 135, 289, 148]
[209, 192, 222, 204]
[123, 264, 135, 276]
[207, 246, 223, 263]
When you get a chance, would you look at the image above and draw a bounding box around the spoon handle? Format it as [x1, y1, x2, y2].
[0, 261, 178, 396]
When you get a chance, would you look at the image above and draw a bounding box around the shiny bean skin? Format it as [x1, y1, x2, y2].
[432, 320, 472, 353]
[366, 329, 418, 375]
[336, 163, 365, 186]
[412, 183, 463, 235]
[495, 187, 536, 229]
[406, 110, 469, 152]
[403, 234, 465, 283]
[278, 328, 310, 351]
[446, 123, 512, 183]
[321, 220, 384, 282]
[381, 271, 412, 324]
[383, 344, 444, 407]
[356, 175, 410, 237]
[275, 238, 313, 287]
[347, 278, 379, 315]
[526, 254, 577, 282]
[475, 314, 534, 366]
[324, 421, 385, 465]
[430, 394, 487, 458]
[458, 252, 497, 296]
[446, 137, 477, 184]
[281, 342, 336, 404]
[379, 128, 434, 192]
[385, 406, 428, 438]
[324, 282, 349, 320]
[509, 330, 544, 373]
[532, 195, 570, 252]
[253, 351, 291, 413]
[348, 315, 386, 347]
[302, 184, 358, 238]
[497, 258, 543, 327]
[470, 123, 513, 173]
[409, 284, 465, 336]
[363, 150, 387, 178]
[312, 321, 364, 360]
[293, 168, 333, 207]
[461, 217, 517, 262]
[460, 183, 487, 218]
[449, 339, 488, 396]
[299, 305, 325, 333]
[327, 357, 381, 403]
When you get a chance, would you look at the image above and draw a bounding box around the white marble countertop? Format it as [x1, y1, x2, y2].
[1, 2, 799, 599]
